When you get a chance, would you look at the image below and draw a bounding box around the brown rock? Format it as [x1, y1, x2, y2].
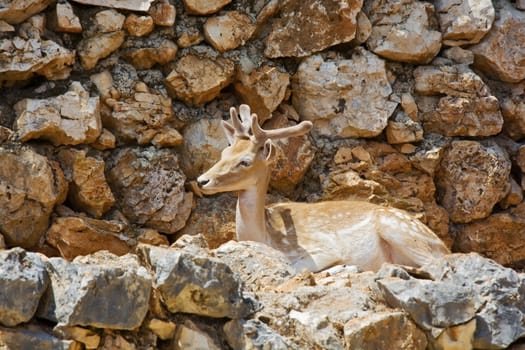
[54, 326, 101, 349]
[436, 141, 511, 224]
[0, 20, 14, 31]
[106, 147, 193, 234]
[90, 128, 116, 150]
[435, 0, 494, 46]
[470, 0, 525, 82]
[385, 112, 423, 145]
[174, 320, 221, 350]
[183, 0, 231, 15]
[176, 32, 204, 48]
[0, 126, 13, 144]
[0, 145, 67, 248]
[265, 0, 362, 58]
[47, 2, 82, 33]
[499, 176, 523, 209]
[501, 96, 525, 140]
[234, 65, 290, 123]
[57, 148, 115, 217]
[94, 9, 125, 33]
[0, 0, 54, 24]
[364, 0, 441, 64]
[148, 1, 176, 26]
[123, 39, 177, 70]
[292, 48, 397, 138]
[204, 11, 255, 52]
[165, 54, 234, 106]
[78, 31, 126, 70]
[147, 319, 176, 340]
[14, 82, 102, 146]
[70, 0, 154, 11]
[124, 14, 154, 37]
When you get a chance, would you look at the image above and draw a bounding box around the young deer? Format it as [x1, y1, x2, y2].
[197, 105, 450, 272]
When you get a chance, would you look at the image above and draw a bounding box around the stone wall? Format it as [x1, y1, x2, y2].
[1, 0, 525, 348]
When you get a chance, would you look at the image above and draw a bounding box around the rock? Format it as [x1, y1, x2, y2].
[138, 244, 258, 318]
[173, 320, 221, 350]
[436, 140, 511, 223]
[224, 319, 290, 350]
[54, 326, 101, 349]
[292, 48, 397, 138]
[124, 14, 154, 37]
[0, 145, 67, 248]
[434, 0, 495, 46]
[422, 253, 525, 349]
[91, 128, 116, 150]
[499, 176, 523, 209]
[470, 0, 525, 82]
[70, 0, 153, 11]
[204, 11, 255, 52]
[99, 334, 137, 350]
[105, 147, 193, 234]
[38, 251, 151, 330]
[0, 20, 14, 31]
[0, 36, 75, 83]
[78, 31, 125, 70]
[442, 46, 475, 65]
[103, 83, 182, 147]
[46, 214, 130, 260]
[501, 96, 525, 140]
[234, 65, 290, 123]
[14, 82, 102, 146]
[0, 248, 48, 327]
[213, 240, 296, 292]
[47, 2, 83, 33]
[177, 31, 204, 48]
[0, 0, 54, 24]
[385, 112, 423, 145]
[122, 38, 178, 70]
[94, 9, 125, 33]
[57, 148, 115, 217]
[0, 325, 80, 350]
[148, 1, 175, 26]
[180, 118, 229, 179]
[0, 235, 5, 249]
[364, 0, 441, 64]
[0, 126, 13, 144]
[165, 54, 234, 106]
[434, 319, 476, 350]
[264, 0, 362, 58]
[352, 11, 372, 46]
[344, 311, 427, 350]
[183, 0, 231, 15]
[147, 319, 176, 340]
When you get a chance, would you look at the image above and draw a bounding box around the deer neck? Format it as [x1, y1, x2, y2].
[236, 172, 271, 244]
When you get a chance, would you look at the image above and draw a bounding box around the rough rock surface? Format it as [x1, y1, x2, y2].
[292, 48, 397, 138]
[364, 0, 442, 64]
[70, 0, 153, 11]
[105, 147, 193, 234]
[37, 251, 151, 329]
[434, 0, 495, 46]
[122, 38, 178, 70]
[0, 248, 48, 327]
[47, 2, 82, 33]
[0, 325, 79, 350]
[78, 31, 126, 70]
[204, 11, 255, 52]
[0, 145, 67, 248]
[436, 140, 511, 223]
[224, 319, 291, 350]
[14, 82, 102, 146]
[470, 0, 525, 82]
[0, 0, 54, 24]
[183, 0, 231, 15]
[264, 0, 363, 58]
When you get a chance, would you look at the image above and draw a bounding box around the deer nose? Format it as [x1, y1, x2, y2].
[197, 177, 210, 188]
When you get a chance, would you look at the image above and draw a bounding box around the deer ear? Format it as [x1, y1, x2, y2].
[263, 139, 275, 161]
[222, 120, 235, 145]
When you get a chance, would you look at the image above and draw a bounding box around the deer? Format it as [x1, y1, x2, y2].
[196, 104, 450, 273]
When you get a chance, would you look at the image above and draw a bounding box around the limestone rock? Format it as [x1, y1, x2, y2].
[234, 65, 290, 123]
[434, 319, 476, 350]
[0, 37, 74, 83]
[0, 145, 67, 248]
[0, 325, 79, 350]
[173, 320, 221, 350]
[54, 326, 101, 349]
[470, 0, 525, 82]
[224, 319, 290, 350]
[292, 48, 397, 138]
[501, 96, 525, 140]
[177, 31, 204, 48]
[499, 176, 523, 209]
[70, 0, 154, 11]
[147, 319, 176, 340]
[47, 2, 83, 33]
[183, 0, 230, 15]
[138, 244, 258, 318]
[78, 31, 126, 70]
[94, 9, 125, 33]
[123, 38, 178, 70]
[0, 248, 48, 327]
[204, 11, 255, 52]
[38, 252, 151, 329]
[105, 147, 193, 234]
[165, 54, 234, 106]
[148, 1, 175, 26]
[344, 311, 427, 350]
[46, 214, 130, 260]
[265, 0, 362, 58]
[364, 0, 441, 64]
[436, 140, 511, 223]
[422, 253, 525, 349]
[124, 14, 154, 37]
[57, 148, 115, 217]
[385, 112, 423, 145]
[435, 0, 495, 46]
[0, 0, 54, 24]
[103, 83, 182, 147]
[91, 128, 116, 150]
[14, 82, 102, 146]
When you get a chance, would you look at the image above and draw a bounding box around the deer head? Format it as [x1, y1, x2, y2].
[197, 104, 313, 195]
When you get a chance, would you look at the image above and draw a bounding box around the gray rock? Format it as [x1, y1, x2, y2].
[138, 244, 259, 318]
[224, 319, 292, 350]
[0, 248, 48, 327]
[0, 325, 78, 350]
[37, 251, 151, 330]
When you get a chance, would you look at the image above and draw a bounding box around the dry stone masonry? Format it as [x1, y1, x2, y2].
[1, 0, 525, 348]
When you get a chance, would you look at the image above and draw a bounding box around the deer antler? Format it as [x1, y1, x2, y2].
[224, 104, 313, 144]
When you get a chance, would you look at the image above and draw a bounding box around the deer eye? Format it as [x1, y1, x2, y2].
[238, 158, 252, 167]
